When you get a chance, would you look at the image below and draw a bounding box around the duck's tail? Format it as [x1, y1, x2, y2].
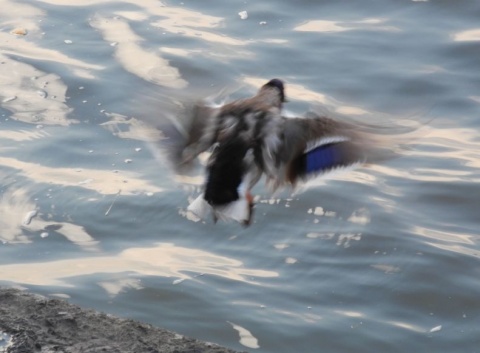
[214, 197, 252, 225]
[186, 194, 211, 220]
[187, 194, 252, 225]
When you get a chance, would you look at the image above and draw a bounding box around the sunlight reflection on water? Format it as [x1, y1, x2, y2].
[294, 18, 400, 33]
[0, 243, 278, 287]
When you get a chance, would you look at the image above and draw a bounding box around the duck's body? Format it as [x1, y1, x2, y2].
[177, 79, 375, 225]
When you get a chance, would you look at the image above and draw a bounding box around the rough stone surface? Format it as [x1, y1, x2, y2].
[0, 288, 245, 353]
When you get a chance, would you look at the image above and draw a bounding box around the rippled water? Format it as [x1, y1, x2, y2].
[0, 331, 12, 352]
[1, 0, 480, 352]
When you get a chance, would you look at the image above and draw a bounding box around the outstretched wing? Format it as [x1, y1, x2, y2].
[279, 114, 366, 185]
[154, 99, 231, 171]
[180, 102, 221, 163]
[289, 135, 365, 182]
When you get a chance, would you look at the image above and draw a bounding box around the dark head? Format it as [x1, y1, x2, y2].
[263, 78, 287, 103]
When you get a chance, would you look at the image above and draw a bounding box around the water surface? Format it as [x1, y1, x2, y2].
[1, 0, 480, 352]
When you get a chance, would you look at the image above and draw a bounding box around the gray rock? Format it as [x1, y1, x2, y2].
[0, 288, 245, 353]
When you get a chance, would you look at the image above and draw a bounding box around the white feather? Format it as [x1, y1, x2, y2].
[187, 173, 253, 224]
[187, 194, 250, 223]
[213, 198, 250, 223]
[294, 161, 364, 193]
[305, 135, 350, 153]
[187, 195, 211, 220]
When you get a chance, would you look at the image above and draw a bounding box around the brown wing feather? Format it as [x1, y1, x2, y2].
[274, 114, 361, 185]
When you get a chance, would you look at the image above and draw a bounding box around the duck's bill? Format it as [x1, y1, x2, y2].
[187, 194, 253, 225]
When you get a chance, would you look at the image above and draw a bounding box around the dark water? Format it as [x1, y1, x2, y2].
[1, 0, 480, 352]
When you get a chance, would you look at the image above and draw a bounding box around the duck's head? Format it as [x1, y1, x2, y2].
[260, 79, 287, 106]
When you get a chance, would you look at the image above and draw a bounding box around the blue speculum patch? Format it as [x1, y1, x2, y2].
[305, 143, 343, 174]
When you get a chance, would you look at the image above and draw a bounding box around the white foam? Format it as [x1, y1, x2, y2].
[238, 11, 248, 20]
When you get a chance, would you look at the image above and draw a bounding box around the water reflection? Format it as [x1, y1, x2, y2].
[1, 0, 44, 29]
[0, 127, 50, 142]
[90, 15, 188, 89]
[413, 225, 476, 245]
[101, 114, 165, 142]
[347, 208, 371, 225]
[0, 156, 162, 195]
[0, 243, 278, 287]
[426, 242, 480, 259]
[452, 28, 480, 42]
[98, 278, 143, 297]
[294, 18, 399, 33]
[411, 225, 478, 258]
[0, 188, 35, 244]
[409, 126, 480, 170]
[40, 222, 99, 251]
[386, 320, 425, 333]
[0, 186, 100, 249]
[150, 15, 248, 46]
[334, 310, 364, 318]
[0, 331, 12, 351]
[0, 54, 73, 125]
[227, 321, 260, 349]
[370, 263, 401, 274]
[38, 0, 247, 47]
[0, 35, 103, 72]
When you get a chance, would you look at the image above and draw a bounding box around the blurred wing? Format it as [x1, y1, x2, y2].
[281, 115, 366, 184]
[291, 136, 365, 182]
[155, 101, 220, 169]
[181, 102, 221, 163]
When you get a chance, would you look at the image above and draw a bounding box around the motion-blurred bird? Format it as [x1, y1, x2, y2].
[171, 79, 397, 225]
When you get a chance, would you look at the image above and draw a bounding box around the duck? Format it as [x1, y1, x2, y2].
[172, 79, 387, 225]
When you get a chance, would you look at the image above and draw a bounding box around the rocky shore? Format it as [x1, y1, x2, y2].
[0, 288, 244, 353]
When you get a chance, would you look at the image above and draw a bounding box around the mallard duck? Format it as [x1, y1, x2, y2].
[174, 79, 385, 225]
